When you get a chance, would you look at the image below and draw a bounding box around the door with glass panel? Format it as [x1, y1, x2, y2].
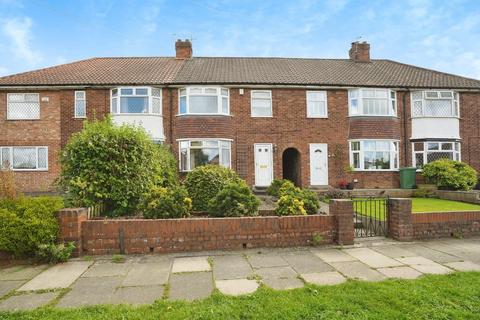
[254, 144, 273, 187]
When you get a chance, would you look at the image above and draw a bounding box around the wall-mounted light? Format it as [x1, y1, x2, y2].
[41, 97, 49, 102]
[239, 88, 244, 95]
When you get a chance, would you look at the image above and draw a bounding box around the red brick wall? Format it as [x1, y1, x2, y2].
[459, 92, 480, 173]
[412, 211, 480, 239]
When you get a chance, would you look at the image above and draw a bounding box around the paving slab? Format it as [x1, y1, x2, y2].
[122, 261, 170, 286]
[215, 279, 259, 296]
[377, 267, 423, 279]
[82, 261, 132, 278]
[410, 263, 452, 275]
[213, 255, 253, 280]
[396, 256, 437, 266]
[301, 271, 346, 286]
[111, 285, 164, 305]
[402, 244, 461, 263]
[18, 261, 92, 291]
[262, 277, 304, 290]
[343, 248, 403, 268]
[256, 266, 298, 279]
[169, 272, 213, 301]
[312, 249, 357, 263]
[444, 261, 480, 272]
[171, 256, 211, 273]
[0, 292, 57, 311]
[0, 265, 46, 281]
[330, 261, 386, 281]
[371, 245, 417, 258]
[0, 281, 23, 298]
[282, 252, 333, 274]
[57, 276, 123, 308]
[248, 254, 289, 269]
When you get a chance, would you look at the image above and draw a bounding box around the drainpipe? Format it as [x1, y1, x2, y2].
[402, 90, 409, 167]
[169, 87, 173, 146]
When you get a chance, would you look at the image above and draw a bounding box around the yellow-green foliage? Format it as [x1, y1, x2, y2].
[139, 185, 192, 219]
[275, 195, 307, 216]
[208, 181, 260, 217]
[422, 159, 477, 191]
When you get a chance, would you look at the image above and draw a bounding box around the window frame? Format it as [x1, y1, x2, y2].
[0, 146, 48, 171]
[6, 93, 40, 120]
[412, 141, 461, 169]
[306, 91, 328, 118]
[178, 139, 232, 172]
[348, 88, 396, 117]
[251, 90, 273, 117]
[178, 87, 230, 116]
[74, 91, 86, 118]
[349, 139, 400, 171]
[410, 90, 459, 118]
[110, 87, 162, 115]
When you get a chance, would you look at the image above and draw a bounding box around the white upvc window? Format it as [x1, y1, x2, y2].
[412, 141, 461, 168]
[348, 88, 396, 116]
[0, 146, 48, 171]
[306, 91, 328, 118]
[349, 140, 399, 171]
[7, 93, 40, 120]
[178, 87, 229, 115]
[411, 90, 459, 118]
[251, 90, 272, 117]
[74, 91, 86, 118]
[110, 87, 162, 115]
[179, 139, 231, 172]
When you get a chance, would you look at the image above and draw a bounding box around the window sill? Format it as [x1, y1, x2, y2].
[353, 169, 399, 172]
[176, 114, 232, 117]
[411, 116, 460, 119]
[307, 116, 328, 119]
[6, 118, 41, 121]
[10, 169, 48, 172]
[251, 115, 273, 118]
[112, 113, 162, 116]
[348, 115, 398, 118]
[74, 117, 87, 119]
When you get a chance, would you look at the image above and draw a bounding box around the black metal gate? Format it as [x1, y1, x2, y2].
[353, 198, 389, 238]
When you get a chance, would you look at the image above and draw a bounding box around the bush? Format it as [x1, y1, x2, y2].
[266, 179, 291, 197]
[422, 159, 477, 191]
[184, 165, 242, 211]
[36, 242, 75, 264]
[139, 185, 192, 219]
[208, 182, 260, 217]
[0, 196, 63, 257]
[0, 168, 18, 200]
[277, 182, 320, 215]
[275, 195, 306, 216]
[60, 118, 178, 216]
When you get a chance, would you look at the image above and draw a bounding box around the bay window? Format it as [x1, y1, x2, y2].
[110, 87, 162, 115]
[411, 90, 459, 118]
[412, 141, 460, 168]
[0, 146, 48, 171]
[7, 93, 40, 120]
[179, 139, 231, 171]
[348, 89, 396, 116]
[179, 87, 229, 115]
[350, 140, 399, 170]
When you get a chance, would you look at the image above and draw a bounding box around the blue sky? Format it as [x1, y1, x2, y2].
[0, 0, 480, 79]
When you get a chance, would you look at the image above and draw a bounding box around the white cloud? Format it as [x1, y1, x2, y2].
[0, 66, 8, 75]
[1, 17, 42, 66]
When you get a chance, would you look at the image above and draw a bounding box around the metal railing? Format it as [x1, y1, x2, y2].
[352, 197, 389, 238]
[87, 203, 106, 219]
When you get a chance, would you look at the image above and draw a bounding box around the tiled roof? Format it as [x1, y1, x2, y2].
[1, 56, 479, 89]
[0, 57, 184, 86]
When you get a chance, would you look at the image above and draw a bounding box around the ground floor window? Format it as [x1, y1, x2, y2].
[412, 141, 460, 168]
[179, 139, 231, 171]
[349, 140, 399, 170]
[0, 146, 48, 171]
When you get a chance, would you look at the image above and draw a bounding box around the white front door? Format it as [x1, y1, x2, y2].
[310, 143, 328, 185]
[254, 143, 273, 187]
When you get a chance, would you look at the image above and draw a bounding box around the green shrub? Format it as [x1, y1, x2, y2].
[36, 242, 75, 264]
[184, 165, 242, 211]
[60, 118, 178, 216]
[208, 182, 260, 217]
[139, 185, 192, 219]
[275, 194, 306, 216]
[422, 159, 477, 191]
[266, 179, 291, 197]
[0, 196, 63, 257]
[277, 182, 320, 215]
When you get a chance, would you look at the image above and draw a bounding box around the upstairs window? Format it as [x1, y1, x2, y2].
[348, 89, 396, 116]
[251, 90, 272, 117]
[111, 87, 162, 115]
[179, 139, 231, 171]
[412, 141, 460, 168]
[74, 91, 86, 118]
[7, 93, 40, 120]
[411, 90, 459, 118]
[0, 146, 48, 171]
[306, 91, 328, 118]
[179, 87, 229, 115]
[349, 140, 399, 170]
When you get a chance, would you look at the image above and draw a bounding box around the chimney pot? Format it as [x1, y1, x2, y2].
[175, 39, 192, 59]
[349, 41, 370, 63]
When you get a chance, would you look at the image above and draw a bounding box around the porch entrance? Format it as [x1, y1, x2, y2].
[282, 148, 301, 186]
[353, 197, 389, 237]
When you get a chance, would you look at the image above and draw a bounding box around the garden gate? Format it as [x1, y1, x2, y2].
[352, 198, 389, 237]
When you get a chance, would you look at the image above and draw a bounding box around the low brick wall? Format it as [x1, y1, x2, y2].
[412, 211, 480, 239]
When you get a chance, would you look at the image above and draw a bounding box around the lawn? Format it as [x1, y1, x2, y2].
[1, 273, 480, 320]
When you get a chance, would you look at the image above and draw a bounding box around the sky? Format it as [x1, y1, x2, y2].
[0, 0, 480, 79]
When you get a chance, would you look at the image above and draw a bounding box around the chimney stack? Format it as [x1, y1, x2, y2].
[175, 39, 192, 59]
[349, 41, 370, 63]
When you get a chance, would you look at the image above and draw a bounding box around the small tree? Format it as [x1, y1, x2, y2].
[422, 159, 477, 191]
[59, 118, 178, 216]
[0, 166, 18, 200]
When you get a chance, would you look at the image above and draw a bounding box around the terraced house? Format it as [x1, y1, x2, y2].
[1, 40, 480, 193]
